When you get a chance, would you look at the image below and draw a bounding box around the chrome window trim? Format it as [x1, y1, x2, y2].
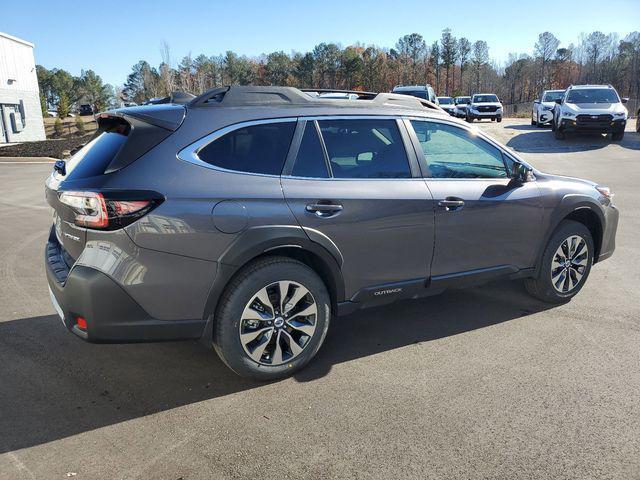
[176, 117, 298, 177]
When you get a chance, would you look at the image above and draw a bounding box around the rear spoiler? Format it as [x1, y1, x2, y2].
[98, 105, 186, 173]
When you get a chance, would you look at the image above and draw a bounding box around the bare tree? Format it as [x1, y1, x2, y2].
[534, 32, 560, 89]
[471, 40, 489, 91]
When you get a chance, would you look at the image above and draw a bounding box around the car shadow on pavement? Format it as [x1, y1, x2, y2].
[0, 280, 553, 453]
[506, 129, 640, 154]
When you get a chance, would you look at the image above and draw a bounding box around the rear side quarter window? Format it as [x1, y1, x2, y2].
[198, 121, 296, 175]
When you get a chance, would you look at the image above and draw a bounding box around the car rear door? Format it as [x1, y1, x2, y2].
[281, 117, 435, 301]
[405, 118, 543, 282]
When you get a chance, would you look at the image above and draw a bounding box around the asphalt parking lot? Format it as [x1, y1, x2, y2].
[1, 118, 639, 479]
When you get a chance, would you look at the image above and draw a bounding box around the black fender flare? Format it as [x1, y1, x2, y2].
[199, 225, 345, 343]
[534, 194, 605, 275]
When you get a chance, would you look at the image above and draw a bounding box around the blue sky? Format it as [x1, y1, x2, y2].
[2, 0, 639, 86]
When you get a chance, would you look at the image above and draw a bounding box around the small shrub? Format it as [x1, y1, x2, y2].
[54, 118, 64, 137]
[57, 93, 70, 119]
[75, 116, 85, 135]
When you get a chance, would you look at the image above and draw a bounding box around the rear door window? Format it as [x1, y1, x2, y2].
[291, 121, 329, 178]
[317, 119, 411, 179]
[198, 121, 296, 175]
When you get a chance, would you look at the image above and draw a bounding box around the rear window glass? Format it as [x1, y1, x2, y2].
[198, 122, 296, 175]
[318, 119, 411, 179]
[291, 122, 329, 178]
[63, 124, 129, 180]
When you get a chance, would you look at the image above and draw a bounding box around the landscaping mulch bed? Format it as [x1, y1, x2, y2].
[0, 134, 94, 159]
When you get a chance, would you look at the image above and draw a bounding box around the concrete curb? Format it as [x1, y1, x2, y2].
[0, 157, 58, 164]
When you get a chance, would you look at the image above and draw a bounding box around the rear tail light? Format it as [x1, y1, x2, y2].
[76, 316, 87, 330]
[59, 191, 163, 230]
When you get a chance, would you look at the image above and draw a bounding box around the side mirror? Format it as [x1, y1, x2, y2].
[621, 97, 629, 104]
[467, 100, 471, 105]
[510, 162, 532, 184]
[533, 100, 540, 104]
[53, 159, 66, 176]
[554, 98, 562, 104]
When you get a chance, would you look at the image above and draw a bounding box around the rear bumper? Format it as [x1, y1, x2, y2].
[560, 118, 626, 133]
[45, 228, 206, 343]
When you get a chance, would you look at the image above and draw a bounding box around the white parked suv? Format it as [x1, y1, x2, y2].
[466, 94, 503, 122]
[454, 96, 471, 118]
[552, 84, 629, 141]
[531, 89, 565, 127]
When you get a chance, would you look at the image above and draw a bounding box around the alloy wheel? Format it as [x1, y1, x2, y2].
[239, 281, 317, 365]
[550, 235, 589, 293]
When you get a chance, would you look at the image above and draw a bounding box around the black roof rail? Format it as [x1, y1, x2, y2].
[189, 86, 313, 107]
[187, 85, 445, 113]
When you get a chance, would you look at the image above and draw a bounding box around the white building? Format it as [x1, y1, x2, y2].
[0, 32, 46, 143]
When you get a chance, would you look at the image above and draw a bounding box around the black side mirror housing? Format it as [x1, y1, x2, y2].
[510, 162, 532, 184]
[555, 98, 562, 104]
[533, 100, 540, 104]
[53, 160, 66, 176]
[622, 97, 629, 104]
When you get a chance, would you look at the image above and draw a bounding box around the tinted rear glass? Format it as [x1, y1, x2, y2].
[291, 122, 329, 178]
[318, 119, 411, 179]
[198, 122, 296, 175]
[438, 97, 454, 104]
[396, 91, 428, 99]
[62, 125, 129, 180]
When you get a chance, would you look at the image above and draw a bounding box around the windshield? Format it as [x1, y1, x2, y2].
[542, 91, 564, 102]
[437, 97, 453, 105]
[473, 95, 499, 103]
[566, 88, 619, 104]
[455, 97, 471, 104]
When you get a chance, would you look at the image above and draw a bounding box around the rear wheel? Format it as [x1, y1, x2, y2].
[213, 256, 330, 380]
[554, 127, 565, 140]
[524, 220, 594, 304]
[531, 116, 536, 126]
[636, 114, 639, 132]
[466, 115, 473, 123]
[612, 131, 624, 141]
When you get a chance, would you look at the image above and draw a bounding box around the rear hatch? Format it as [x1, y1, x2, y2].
[45, 105, 185, 261]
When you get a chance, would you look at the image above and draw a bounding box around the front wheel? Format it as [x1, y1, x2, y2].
[466, 115, 473, 123]
[612, 131, 624, 141]
[524, 220, 594, 304]
[554, 128, 565, 140]
[213, 256, 331, 380]
[496, 116, 502, 123]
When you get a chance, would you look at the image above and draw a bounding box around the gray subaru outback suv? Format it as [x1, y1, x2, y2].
[45, 86, 619, 380]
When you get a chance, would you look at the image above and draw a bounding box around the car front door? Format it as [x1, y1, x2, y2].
[281, 117, 435, 301]
[406, 118, 543, 284]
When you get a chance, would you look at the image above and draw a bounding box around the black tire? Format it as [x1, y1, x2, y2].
[466, 115, 473, 123]
[636, 115, 639, 133]
[213, 256, 331, 380]
[554, 128, 565, 140]
[531, 116, 536, 126]
[491, 118, 495, 122]
[524, 220, 594, 304]
[612, 131, 624, 141]
[496, 116, 502, 123]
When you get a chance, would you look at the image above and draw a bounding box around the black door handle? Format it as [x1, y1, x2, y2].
[305, 202, 343, 217]
[438, 198, 465, 211]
